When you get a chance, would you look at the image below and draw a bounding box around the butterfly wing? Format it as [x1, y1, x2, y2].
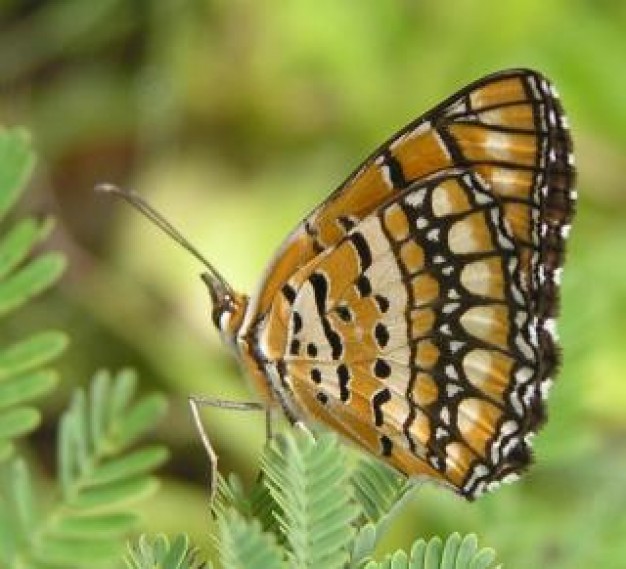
[259, 172, 540, 497]
[240, 69, 575, 498]
[248, 68, 575, 333]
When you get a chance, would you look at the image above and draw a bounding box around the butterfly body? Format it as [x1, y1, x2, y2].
[207, 69, 575, 500]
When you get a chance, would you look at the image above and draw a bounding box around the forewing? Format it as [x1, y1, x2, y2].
[249, 68, 575, 347]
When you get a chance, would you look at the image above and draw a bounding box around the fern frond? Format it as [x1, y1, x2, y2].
[0, 127, 67, 460]
[125, 534, 209, 569]
[351, 458, 409, 524]
[134, 432, 505, 569]
[361, 533, 500, 569]
[371, 533, 499, 569]
[349, 457, 419, 567]
[262, 431, 360, 569]
[0, 127, 35, 220]
[217, 509, 286, 569]
[0, 251, 65, 316]
[0, 369, 169, 568]
[214, 470, 282, 540]
[0, 326, 67, 462]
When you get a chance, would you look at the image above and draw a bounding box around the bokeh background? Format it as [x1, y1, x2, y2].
[2, 1, 626, 567]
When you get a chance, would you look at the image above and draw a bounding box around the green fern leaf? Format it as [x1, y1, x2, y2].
[0, 216, 54, 280]
[172, 431, 505, 569]
[0, 331, 67, 381]
[0, 127, 35, 221]
[55, 512, 138, 538]
[88, 446, 169, 485]
[218, 509, 286, 569]
[361, 534, 500, 569]
[0, 332, 66, 458]
[0, 406, 40, 438]
[0, 369, 169, 568]
[34, 536, 123, 566]
[351, 457, 412, 524]
[262, 431, 360, 569]
[248, 475, 283, 538]
[350, 522, 377, 569]
[364, 549, 410, 569]
[350, 457, 419, 566]
[0, 370, 57, 409]
[0, 127, 64, 458]
[125, 534, 208, 569]
[407, 534, 499, 569]
[0, 252, 66, 316]
[215, 469, 283, 540]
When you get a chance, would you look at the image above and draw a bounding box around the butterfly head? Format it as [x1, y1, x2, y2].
[94, 183, 250, 346]
[202, 272, 248, 346]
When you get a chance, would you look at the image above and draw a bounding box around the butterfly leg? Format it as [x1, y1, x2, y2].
[188, 395, 268, 501]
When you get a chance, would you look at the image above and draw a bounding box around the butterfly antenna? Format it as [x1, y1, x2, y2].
[95, 183, 234, 296]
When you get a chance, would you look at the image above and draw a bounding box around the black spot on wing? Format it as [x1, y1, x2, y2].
[375, 294, 390, 313]
[292, 311, 302, 334]
[337, 364, 350, 402]
[316, 392, 329, 405]
[356, 275, 372, 297]
[380, 434, 393, 457]
[383, 150, 407, 188]
[374, 358, 391, 378]
[338, 215, 357, 232]
[336, 305, 353, 322]
[282, 283, 296, 304]
[310, 272, 343, 360]
[290, 339, 300, 355]
[372, 388, 391, 426]
[349, 231, 372, 272]
[374, 323, 390, 348]
[309, 273, 328, 313]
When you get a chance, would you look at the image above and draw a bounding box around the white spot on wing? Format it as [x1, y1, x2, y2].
[544, 318, 559, 340]
[553, 267, 563, 285]
[440, 406, 451, 425]
[405, 188, 427, 208]
[540, 378, 553, 400]
[380, 164, 393, 189]
[427, 228, 440, 241]
[445, 364, 458, 379]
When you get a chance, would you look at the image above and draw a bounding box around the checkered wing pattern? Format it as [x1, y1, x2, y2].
[241, 69, 575, 499]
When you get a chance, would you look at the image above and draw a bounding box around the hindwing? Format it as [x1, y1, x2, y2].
[258, 172, 542, 497]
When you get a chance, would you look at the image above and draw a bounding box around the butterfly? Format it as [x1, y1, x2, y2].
[100, 68, 575, 500]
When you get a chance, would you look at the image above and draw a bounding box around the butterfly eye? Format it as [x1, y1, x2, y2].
[212, 295, 235, 330]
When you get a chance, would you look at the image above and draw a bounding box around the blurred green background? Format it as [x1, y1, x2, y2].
[1, 1, 626, 567]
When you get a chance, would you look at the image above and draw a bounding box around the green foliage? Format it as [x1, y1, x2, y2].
[0, 369, 168, 568]
[0, 126, 169, 568]
[125, 431, 499, 569]
[125, 534, 207, 569]
[363, 533, 499, 569]
[216, 431, 501, 569]
[350, 456, 416, 565]
[217, 510, 284, 569]
[261, 430, 360, 569]
[0, 127, 67, 461]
